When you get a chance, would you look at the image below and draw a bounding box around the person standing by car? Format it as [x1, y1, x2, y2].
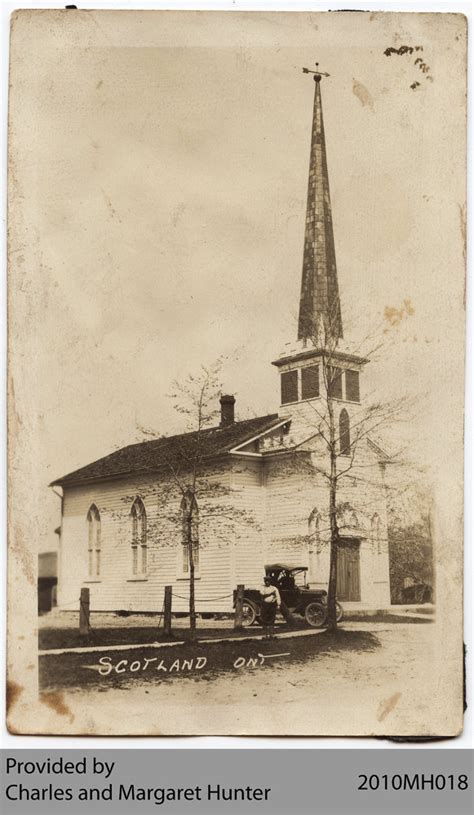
[260, 575, 281, 639]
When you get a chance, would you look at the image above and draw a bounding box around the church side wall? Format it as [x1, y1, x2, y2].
[230, 457, 265, 591]
[57, 441, 390, 614]
[58, 465, 235, 614]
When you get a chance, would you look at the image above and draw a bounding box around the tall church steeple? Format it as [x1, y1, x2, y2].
[298, 65, 343, 342]
[272, 66, 366, 417]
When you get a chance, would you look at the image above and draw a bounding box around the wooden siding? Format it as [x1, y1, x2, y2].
[58, 434, 391, 613]
[230, 458, 265, 591]
[58, 466, 236, 613]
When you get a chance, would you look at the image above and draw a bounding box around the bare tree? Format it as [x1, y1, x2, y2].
[163, 361, 223, 639]
[116, 360, 258, 640]
[284, 304, 410, 632]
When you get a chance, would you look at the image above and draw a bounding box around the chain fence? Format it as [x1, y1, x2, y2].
[52, 588, 237, 635]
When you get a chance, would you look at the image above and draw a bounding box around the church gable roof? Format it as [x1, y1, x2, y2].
[51, 414, 281, 487]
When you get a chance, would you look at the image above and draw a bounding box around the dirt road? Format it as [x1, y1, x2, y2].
[34, 619, 459, 737]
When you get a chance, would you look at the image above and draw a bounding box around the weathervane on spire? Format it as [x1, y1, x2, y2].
[302, 62, 330, 82]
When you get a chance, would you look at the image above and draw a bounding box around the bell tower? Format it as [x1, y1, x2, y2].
[272, 64, 367, 429]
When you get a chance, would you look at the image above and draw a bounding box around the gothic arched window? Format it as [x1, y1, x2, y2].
[308, 508, 320, 540]
[339, 408, 351, 456]
[131, 497, 147, 576]
[87, 504, 101, 577]
[181, 491, 199, 575]
[371, 513, 383, 555]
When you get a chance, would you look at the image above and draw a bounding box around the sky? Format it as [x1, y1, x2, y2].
[8, 10, 466, 551]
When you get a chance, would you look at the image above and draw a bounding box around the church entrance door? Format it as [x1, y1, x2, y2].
[336, 538, 361, 601]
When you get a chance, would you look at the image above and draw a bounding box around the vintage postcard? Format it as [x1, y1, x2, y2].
[7, 9, 466, 735]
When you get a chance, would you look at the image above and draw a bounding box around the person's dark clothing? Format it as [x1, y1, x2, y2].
[260, 601, 277, 626]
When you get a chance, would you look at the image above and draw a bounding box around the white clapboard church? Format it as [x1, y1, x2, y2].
[53, 70, 391, 614]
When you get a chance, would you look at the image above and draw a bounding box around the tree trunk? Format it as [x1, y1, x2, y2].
[187, 514, 196, 640]
[326, 474, 339, 631]
[326, 394, 339, 632]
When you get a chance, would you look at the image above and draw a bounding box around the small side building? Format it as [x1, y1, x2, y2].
[38, 551, 58, 614]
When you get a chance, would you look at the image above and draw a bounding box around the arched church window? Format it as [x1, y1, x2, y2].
[308, 508, 320, 540]
[339, 408, 351, 455]
[181, 490, 199, 575]
[131, 497, 147, 576]
[87, 504, 101, 577]
[371, 513, 382, 555]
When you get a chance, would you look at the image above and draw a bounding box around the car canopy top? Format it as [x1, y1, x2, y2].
[264, 563, 308, 573]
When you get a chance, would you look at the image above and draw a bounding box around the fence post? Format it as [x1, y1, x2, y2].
[79, 587, 90, 636]
[234, 584, 245, 630]
[164, 585, 172, 637]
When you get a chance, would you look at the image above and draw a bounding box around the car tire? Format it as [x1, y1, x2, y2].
[241, 600, 258, 627]
[336, 601, 343, 622]
[304, 602, 327, 628]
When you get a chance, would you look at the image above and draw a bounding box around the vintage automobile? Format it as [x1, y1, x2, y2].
[236, 563, 343, 628]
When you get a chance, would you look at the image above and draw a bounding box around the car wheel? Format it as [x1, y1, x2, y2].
[241, 600, 257, 627]
[304, 602, 327, 628]
[336, 601, 343, 622]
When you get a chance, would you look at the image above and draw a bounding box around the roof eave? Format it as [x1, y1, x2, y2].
[271, 348, 369, 368]
[49, 450, 232, 489]
[367, 437, 391, 462]
[228, 417, 291, 454]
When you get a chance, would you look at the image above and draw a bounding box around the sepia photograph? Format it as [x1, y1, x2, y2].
[7, 9, 466, 736]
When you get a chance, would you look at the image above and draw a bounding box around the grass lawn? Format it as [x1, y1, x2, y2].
[39, 621, 302, 650]
[39, 629, 380, 692]
[38, 611, 432, 651]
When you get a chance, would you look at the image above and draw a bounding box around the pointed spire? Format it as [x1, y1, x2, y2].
[298, 68, 343, 342]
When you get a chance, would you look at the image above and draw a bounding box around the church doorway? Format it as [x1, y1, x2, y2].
[336, 538, 361, 601]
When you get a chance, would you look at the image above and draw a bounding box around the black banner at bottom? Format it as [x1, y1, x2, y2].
[1, 749, 473, 814]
